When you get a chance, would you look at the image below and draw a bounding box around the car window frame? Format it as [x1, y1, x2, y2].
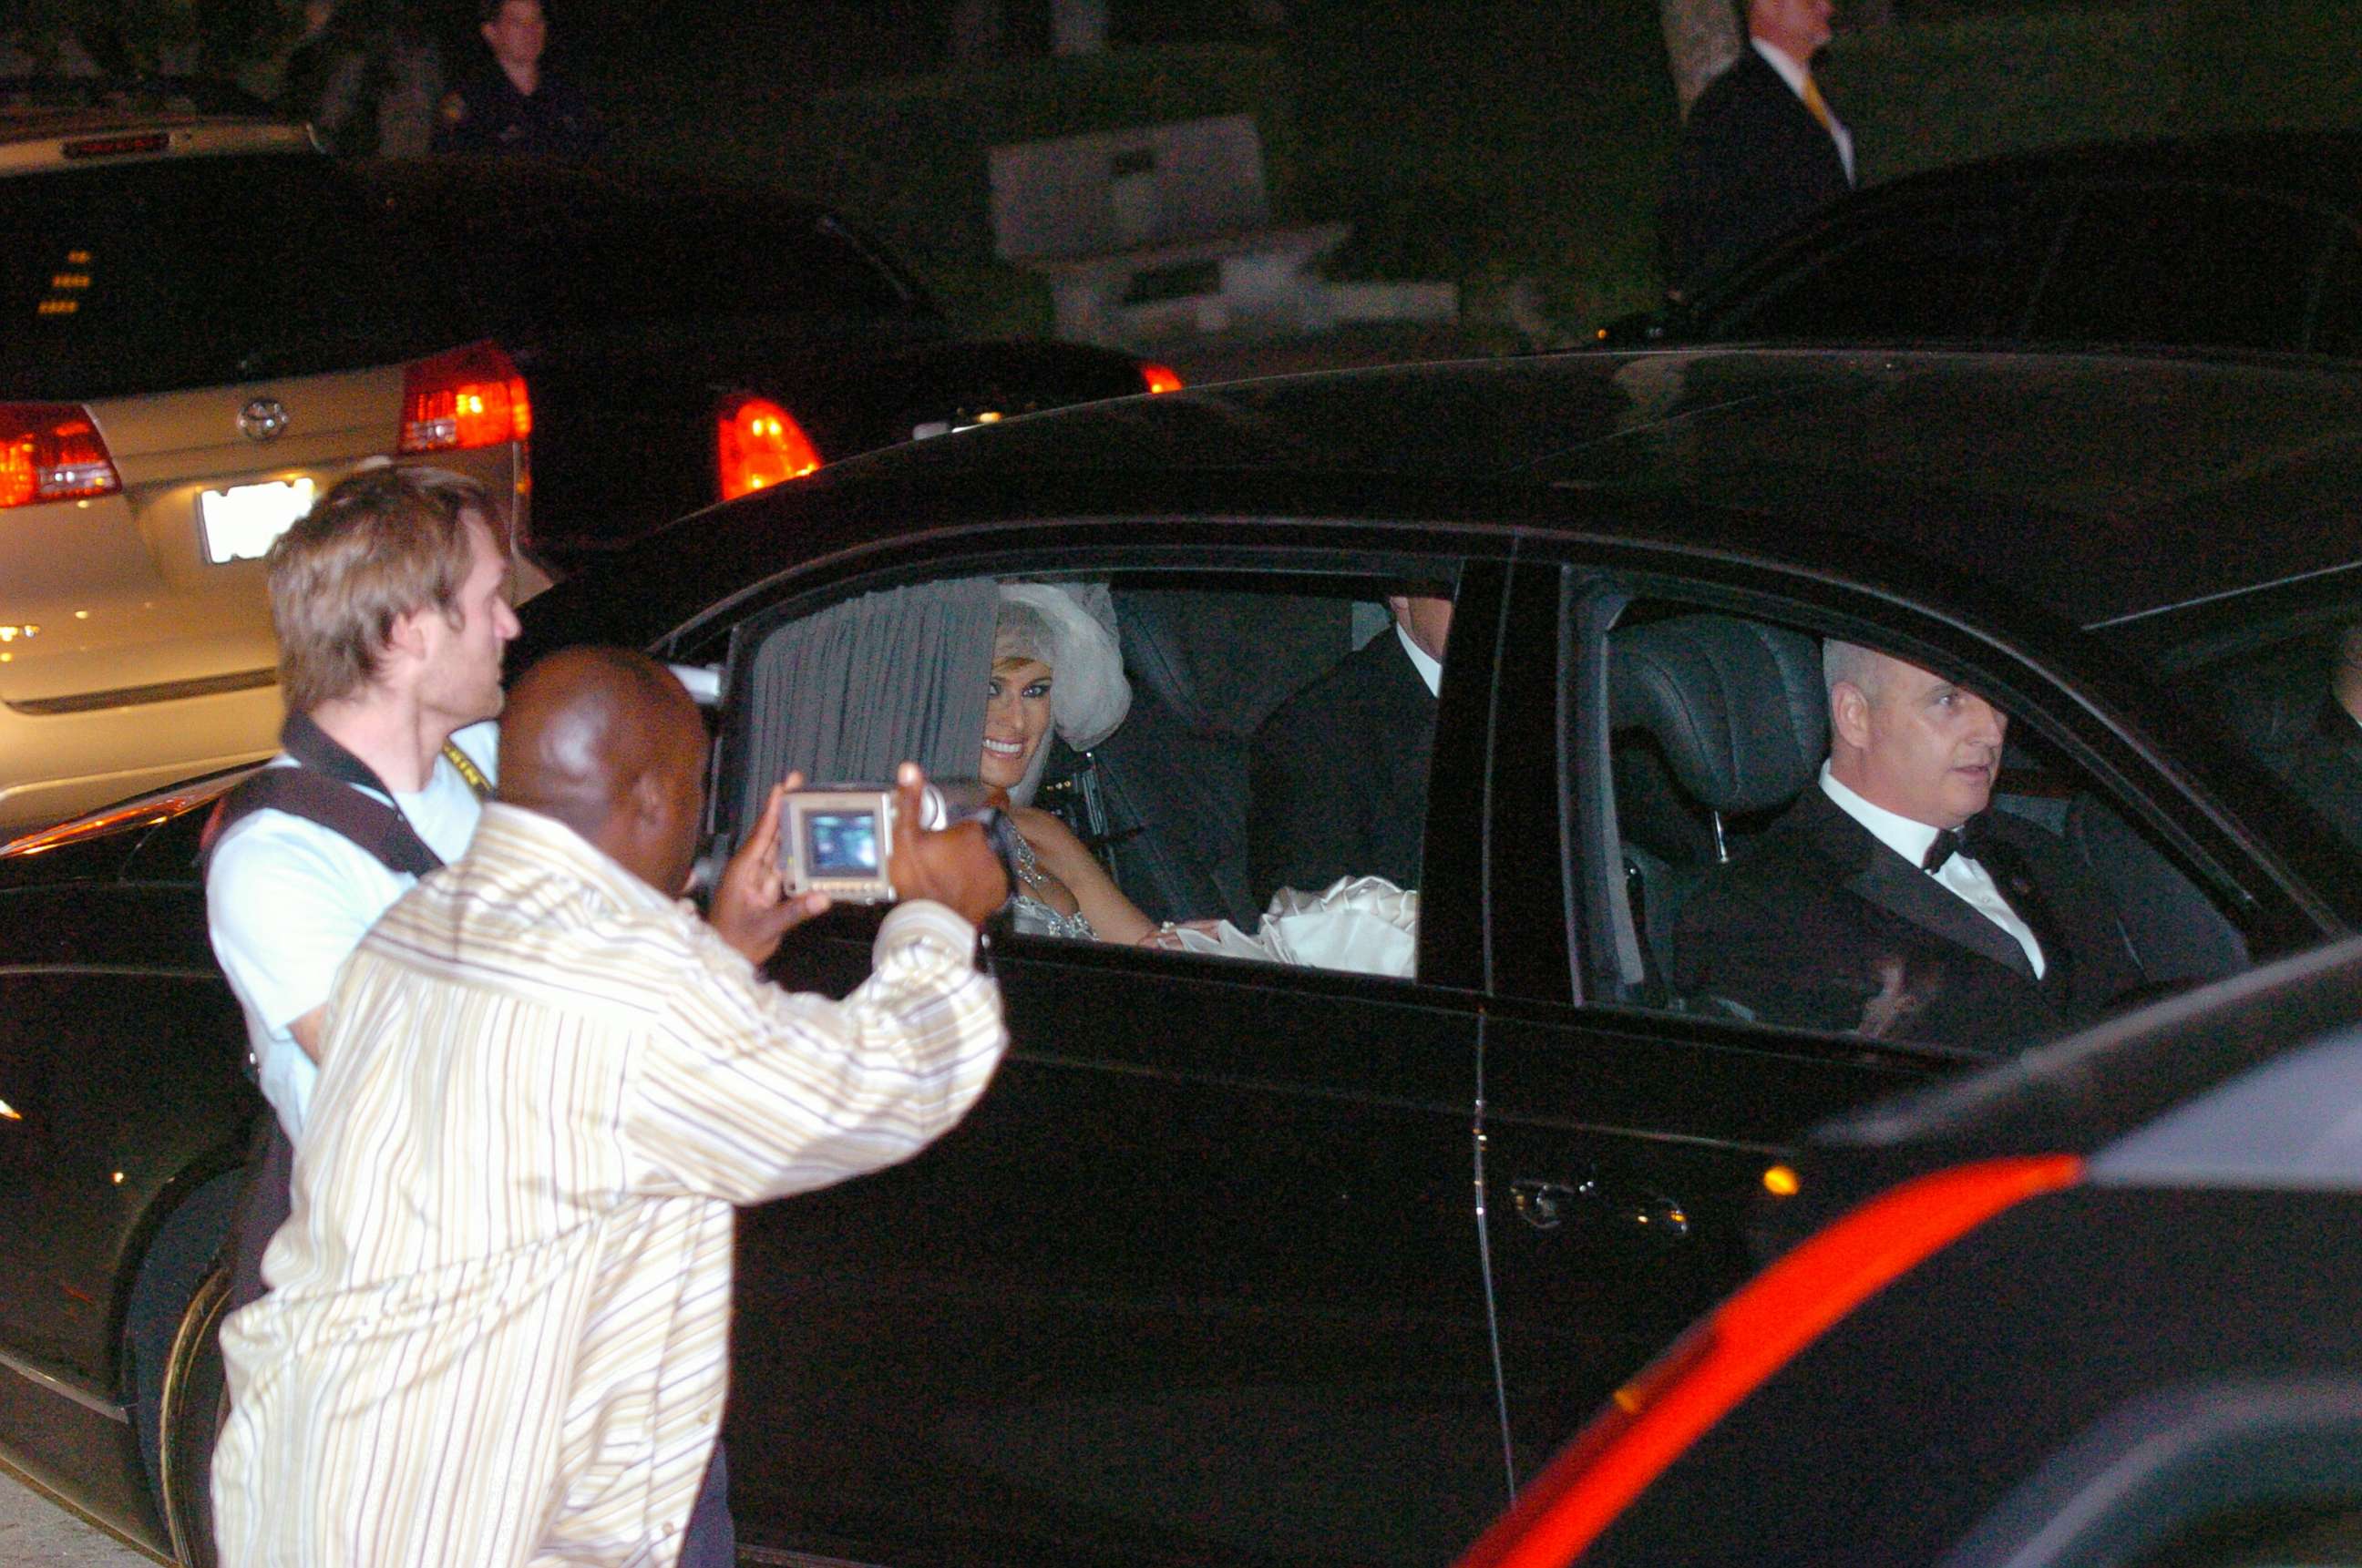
[1535, 550, 2335, 1038]
[695, 519, 1524, 996]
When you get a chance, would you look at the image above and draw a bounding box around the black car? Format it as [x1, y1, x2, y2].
[7, 346, 2362, 1567]
[354, 155, 1178, 564]
[1459, 930, 2362, 1568]
[1599, 130, 2362, 359]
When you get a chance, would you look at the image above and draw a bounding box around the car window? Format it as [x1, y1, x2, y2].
[1700, 188, 2041, 342]
[1585, 598, 2254, 1054]
[2023, 183, 2332, 354]
[0, 152, 461, 399]
[383, 173, 927, 338]
[724, 568, 1453, 978]
[2307, 229, 2362, 357]
[2164, 600, 2362, 868]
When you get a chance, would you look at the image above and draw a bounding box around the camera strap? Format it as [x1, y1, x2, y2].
[200, 713, 490, 878]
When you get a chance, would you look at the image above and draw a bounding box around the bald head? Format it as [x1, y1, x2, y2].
[501, 647, 708, 892]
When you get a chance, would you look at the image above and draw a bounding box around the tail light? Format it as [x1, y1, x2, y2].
[1457, 1155, 2084, 1568]
[717, 395, 822, 501]
[400, 342, 531, 455]
[0, 404, 120, 510]
[1140, 362, 1184, 394]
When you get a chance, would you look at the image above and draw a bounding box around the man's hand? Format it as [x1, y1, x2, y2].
[710, 774, 831, 966]
[1856, 953, 1936, 1039]
[886, 763, 1010, 927]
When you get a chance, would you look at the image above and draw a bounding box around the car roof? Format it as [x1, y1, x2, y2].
[350, 152, 844, 226]
[347, 154, 943, 325]
[1679, 128, 2362, 326]
[704, 346, 2362, 632]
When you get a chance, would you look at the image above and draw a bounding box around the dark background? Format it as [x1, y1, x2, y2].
[15, 0, 2362, 338]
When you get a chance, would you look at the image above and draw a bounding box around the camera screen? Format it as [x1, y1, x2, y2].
[804, 809, 881, 876]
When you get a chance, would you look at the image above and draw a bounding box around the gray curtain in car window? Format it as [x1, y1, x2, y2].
[742, 579, 997, 828]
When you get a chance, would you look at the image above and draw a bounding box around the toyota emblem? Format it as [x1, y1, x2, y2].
[238, 397, 290, 442]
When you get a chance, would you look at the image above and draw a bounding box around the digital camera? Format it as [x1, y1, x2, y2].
[780, 782, 997, 904]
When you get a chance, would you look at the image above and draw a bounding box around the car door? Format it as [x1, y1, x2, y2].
[1474, 541, 2353, 1481]
[1468, 561, 1967, 1472]
[711, 540, 1516, 1568]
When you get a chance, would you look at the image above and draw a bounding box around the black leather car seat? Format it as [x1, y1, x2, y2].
[1607, 613, 1827, 988]
[1042, 589, 1354, 927]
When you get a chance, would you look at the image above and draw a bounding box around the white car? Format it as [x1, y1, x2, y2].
[0, 101, 530, 835]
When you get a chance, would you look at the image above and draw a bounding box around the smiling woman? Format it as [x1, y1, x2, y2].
[985, 584, 1152, 944]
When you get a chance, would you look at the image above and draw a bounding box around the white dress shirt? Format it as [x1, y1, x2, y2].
[1397, 622, 1443, 697]
[1820, 764, 2044, 976]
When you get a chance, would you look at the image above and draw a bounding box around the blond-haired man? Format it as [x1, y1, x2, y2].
[1659, 0, 1855, 295]
[207, 464, 518, 1145]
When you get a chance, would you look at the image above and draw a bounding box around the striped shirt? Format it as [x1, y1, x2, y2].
[211, 802, 1007, 1567]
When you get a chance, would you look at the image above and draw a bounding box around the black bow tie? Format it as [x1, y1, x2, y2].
[1922, 819, 1984, 873]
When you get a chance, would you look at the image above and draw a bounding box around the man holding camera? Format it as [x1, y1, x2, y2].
[211, 645, 1010, 1568]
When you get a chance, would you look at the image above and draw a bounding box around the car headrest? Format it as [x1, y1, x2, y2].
[1116, 589, 1353, 743]
[1610, 614, 1826, 815]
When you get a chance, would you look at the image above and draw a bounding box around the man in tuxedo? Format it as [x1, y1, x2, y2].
[1660, 0, 1855, 296]
[1670, 641, 2143, 1051]
[1248, 594, 1449, 908]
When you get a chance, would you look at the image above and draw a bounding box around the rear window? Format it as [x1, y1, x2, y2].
[2024, 183, 2333, 354]
[2, 150, 461, 400]
[1700, 187, 2043, 343]
[369, 168, 932, 340]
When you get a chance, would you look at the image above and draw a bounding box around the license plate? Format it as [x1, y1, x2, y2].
[200, 478, 315, 564]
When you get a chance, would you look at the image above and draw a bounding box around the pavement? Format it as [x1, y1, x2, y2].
[0, 1463, 154, 1566]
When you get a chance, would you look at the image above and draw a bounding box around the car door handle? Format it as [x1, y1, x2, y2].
[1511, 1172, 1690, 1245]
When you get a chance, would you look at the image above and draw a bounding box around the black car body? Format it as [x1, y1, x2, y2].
[1600, 130, 2362, 359]
[354, 156, 1174, 564]
[1460, 930, 2362, 1568]
[6, 346, 2362, 1565]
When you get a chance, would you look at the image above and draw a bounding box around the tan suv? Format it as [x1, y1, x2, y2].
[0, 105, 530, 835]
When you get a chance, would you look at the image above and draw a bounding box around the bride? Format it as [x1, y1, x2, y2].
[981, 584, 1154, 944]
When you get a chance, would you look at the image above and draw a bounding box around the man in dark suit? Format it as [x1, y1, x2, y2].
[1671, 641, 2144, 1052]
[1660, 0, 1854, 297]
[1248, 595, 1448, 907]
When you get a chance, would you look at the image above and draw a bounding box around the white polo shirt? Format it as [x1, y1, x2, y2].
[206, 721, 498, 1142]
